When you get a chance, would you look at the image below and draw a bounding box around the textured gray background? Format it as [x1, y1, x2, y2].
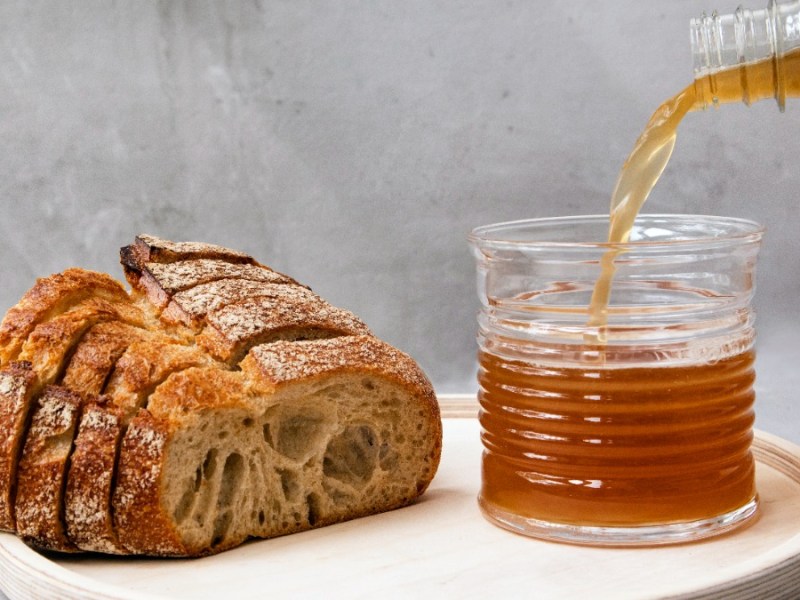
[1, 1, 798, 443]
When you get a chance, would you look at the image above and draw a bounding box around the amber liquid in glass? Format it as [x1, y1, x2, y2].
[481, 50, 799, 529]
[479, 349, 756, 526]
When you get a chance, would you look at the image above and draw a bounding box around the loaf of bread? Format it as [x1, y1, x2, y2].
[0, 235, 442, 556]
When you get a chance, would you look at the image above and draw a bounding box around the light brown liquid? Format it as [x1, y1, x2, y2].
[588, 47, 800, 335]
[480, 50, 799, 528]
[479, 349, 756, 526]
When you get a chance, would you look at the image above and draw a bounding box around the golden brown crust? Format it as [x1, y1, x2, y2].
[65, 401, 127, 554]
[60, 322, 150, 398]
[0, 269, 130, 366]
[244, 336, 435, 396]
[113, 410, 186, 556]
[0, 362, 38, 531]
[105, 339, 218, 423]
[15, 386, 83, 552]
[126, 260, 300, 314]
[144, 367, 250, 420]
[120, 235, 255, 297]
[17, 299, 146, 386]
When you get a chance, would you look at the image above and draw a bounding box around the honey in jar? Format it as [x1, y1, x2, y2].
[478, 348, 757, 528]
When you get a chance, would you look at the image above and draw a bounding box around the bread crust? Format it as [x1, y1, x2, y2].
[243, 335, 435, 395]
[65, 401, 127, 553]
[0, 270, 130, 366]
[17, 299, 146, 386]
[0, 362, 38, 531]
[15, 386, 83, 552]
[105, 339, 218, 423]
[197, 296, 372, 365]
[160, 281, 313, 329]
[113, 409, 186, 556]
[60, 322, 150, 398]
[120, 234, 255, 274]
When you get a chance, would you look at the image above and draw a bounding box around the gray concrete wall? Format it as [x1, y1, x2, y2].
[2, 1, 798, 440]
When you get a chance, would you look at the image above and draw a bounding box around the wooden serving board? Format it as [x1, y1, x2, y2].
[1, 396, 799, 600]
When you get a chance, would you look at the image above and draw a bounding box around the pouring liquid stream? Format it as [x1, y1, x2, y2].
[586, 47, 800, 344]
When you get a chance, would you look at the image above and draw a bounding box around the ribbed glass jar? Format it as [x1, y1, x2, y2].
[469, 214, 764, 546]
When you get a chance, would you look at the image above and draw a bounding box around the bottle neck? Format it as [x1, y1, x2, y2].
[690, 0, 800, 110]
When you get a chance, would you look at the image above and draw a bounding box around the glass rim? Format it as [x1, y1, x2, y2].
[468, 214, 765, 250]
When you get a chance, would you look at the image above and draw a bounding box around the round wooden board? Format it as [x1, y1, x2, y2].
[1, 403, 799, 600]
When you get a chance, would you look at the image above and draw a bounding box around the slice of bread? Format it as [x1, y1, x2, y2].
[113, 336, 441, 556]
[0, 362, 38, 531]
[65, 400, 127, 553]
[14, 386, 83, 551]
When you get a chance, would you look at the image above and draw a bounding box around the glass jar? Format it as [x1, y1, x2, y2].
[469, 214, 764, 546]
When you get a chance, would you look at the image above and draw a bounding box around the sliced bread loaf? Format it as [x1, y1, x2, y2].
[0, 236, 442, 557]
